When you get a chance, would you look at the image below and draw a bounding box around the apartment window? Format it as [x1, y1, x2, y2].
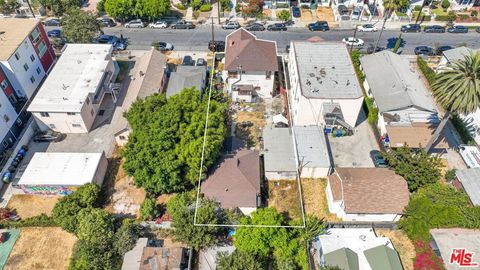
[40, 112, 49, 117]
[23, 63, 29, 71]
[266, 71, 272, 79]
[2, 141, 8, 147]
[30, 27, 41, 44]
[37, 40, 47, 58]
[14, 52, 20, 60]
[24, 40, 28, 48]
[36, 67, 41, 75]
[119, 136, 126, 140]
[30, 54, 35, 62]
[67, 112, 76, 115]
[29, 76, 35, 83]
[72, 124, 81, 128]
[0, 80, 7, 91]
[3, 115, 9, 123]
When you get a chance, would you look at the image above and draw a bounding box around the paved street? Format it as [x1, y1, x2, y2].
[98, 26, 480, 53]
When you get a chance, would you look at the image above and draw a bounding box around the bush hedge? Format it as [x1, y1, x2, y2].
[199, 3, 211, 12]
[416, 56, 436, 85]
[176, 3, 186, 10]
[0, 214, 56, 229]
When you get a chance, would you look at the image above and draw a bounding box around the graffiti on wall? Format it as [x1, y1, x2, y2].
[18, 185, 78, 196]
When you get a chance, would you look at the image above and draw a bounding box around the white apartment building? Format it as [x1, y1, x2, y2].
[28, 44, 119, 133]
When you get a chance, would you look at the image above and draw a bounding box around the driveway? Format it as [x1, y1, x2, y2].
[328, 109, 379, 167]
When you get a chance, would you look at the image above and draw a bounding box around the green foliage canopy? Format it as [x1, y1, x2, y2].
[216, 251, 264, 270]
[61, 8, 101, 43]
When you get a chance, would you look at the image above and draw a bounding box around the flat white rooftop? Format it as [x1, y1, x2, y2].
[28, 44, 113, 113]
[18, 152, 103, 186]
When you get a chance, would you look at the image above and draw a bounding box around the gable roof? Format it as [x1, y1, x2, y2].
[327, 167, 409, 214]
[201, 149, 260, 209]
[442, 46, 475, 63]
[456, 168, 480, 206]
[166, 66, 206, 97]
[360, 51, 436, 113]
[225, 28, 278, 72]
[324, 247, 359, 270]
[364, 245, 403, 270]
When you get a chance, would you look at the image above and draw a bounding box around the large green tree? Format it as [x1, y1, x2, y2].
[0, 0, 20, 15]
[133, 0, 170, 21]
[425, 51, 480, 151]
[104, 0, 134, 22]
[39, 0, 81, 16]
[122, 89, 227, 194]
[113, 219, 142, 255]
[383, 146, 443, 192]
[61, 8, 101, 43]
[216, 251, 264, 270]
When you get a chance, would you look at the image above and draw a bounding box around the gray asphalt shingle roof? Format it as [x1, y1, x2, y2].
[263, 127, 297, 172]
[360, 51, 436, 113]
[166, 66, 206, 97]
[293, 126, 331, 169]
[442, 46, 475, 63]
[291, 41, 363, 99]
[456, 168, 480, 206]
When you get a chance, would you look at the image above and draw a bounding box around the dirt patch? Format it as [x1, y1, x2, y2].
[5, 227, 77, 270]
[375, 229, 415, 270]
[301, 9, 314, 22]
[6, 195, 60, 219]
[156, 194, 175, 205]
[316, 7, 334, 22]
[235, 103, 266, 148]
[300, 179, 339, 222]
[267, 180, 302, 220]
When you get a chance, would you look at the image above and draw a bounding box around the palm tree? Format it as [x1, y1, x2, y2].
[373, 0, 409, 52]
[425, 51, 480, 152]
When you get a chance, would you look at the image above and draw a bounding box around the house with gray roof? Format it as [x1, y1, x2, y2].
[439, 46, 475, 70]
[166, 65, 206, 98]
[455, 168, 480, 206]
[360, 51, 449, 149]
[293, 126, 331, 178]
[262, 127, 297, 180]
[288, 40, 364, 129]
[430, 228, 480, 270]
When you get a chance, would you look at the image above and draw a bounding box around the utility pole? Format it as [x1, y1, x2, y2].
[350, 25, 358, 54]
[25, 0, 35, 18]
[210, 3, 216, 52]
[218, 0, 221, 24]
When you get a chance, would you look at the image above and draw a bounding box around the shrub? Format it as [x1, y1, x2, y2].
[447, 10, 457, 21]
[176, 3, 186, 10]
[235, 4, 241, 13]
[459, 13, 469, 20]
[417, 56, 436, 85]
[413, 241, 446, 270]
[444, 169, 456, 182]
[363, 97, 379, 125]
[0, 214, 56, 229]
[472, 10, 478, 17]
[450, 113, 476, 145]
[199, 3, 211, 12]
[277, 9, 290, 21]
[414, 5, 422, 11]
[191, 0, 202, 10]
[441, 0, 450, 9]
[140, 197, 159, 220]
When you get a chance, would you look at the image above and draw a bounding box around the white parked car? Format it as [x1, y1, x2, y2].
[342, 37, 364, 47]
[358, 24, 377, 32]
[149, 21, 168, 29]
[125, 19, 145, 28]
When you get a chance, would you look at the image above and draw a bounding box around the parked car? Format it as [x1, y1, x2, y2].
[366, 44, 385, 54]
[370, 150, 388, 168]
[308, 21, 329, 31]
[424, 25, 445, 33]
[414, 46, 434, 55]
[47, 29, 61, 38]
[267, 23, 287, 31]
[447, 25, 468, 33]
[401, 24, 421, 33]
[222, 21, 240, 30]
[245, 23, 265, 31]
[96, 34, 126, 50]
[196, 58, 207, 66]
[182, 55, 193, 65]
[337, 4, 348, 15]
[149, 21, 168, 29]
[351, 7, 361, 20]
[292, 6, 301, 17]
[125, 19, 145, 28]
[476, 26, 480, 33]
[435, 45, 454, 55]
[342, 37, 364, 47]
[208, 40, 225, 52]
[171, 21, 195, 29]
[358, 24, 377, 32]
[43, 18, 61, 26]
[98, 17, 116, 27]
[152, 41, 174, 51]
[33, 131, 66, 143]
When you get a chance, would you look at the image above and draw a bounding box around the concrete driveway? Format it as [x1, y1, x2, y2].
[328, 109, 379, 167]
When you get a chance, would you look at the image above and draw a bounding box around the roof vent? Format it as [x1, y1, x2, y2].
[77, 60, 81, 64]
[359, 235, 366, 241]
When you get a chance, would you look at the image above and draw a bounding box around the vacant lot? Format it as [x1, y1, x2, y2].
[267, 180, 302, 220]
[236, 103, 266, 148]
[6, 195, 60, 218]
[4, 227, 77, 270]
[376, 229, 415, 270]
[300, 179, 339, 222]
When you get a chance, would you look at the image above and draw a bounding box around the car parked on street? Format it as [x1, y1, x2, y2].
[245, 23, 265, 31]
[337, 4, 348, 15]
[435, 45, 454, 55]
[308, 21, 329, 31]
[267, 23, 287, 31]
[401, 24, 421, 33]
[47, 29, 61, 38]
[33, 131, 66, 143]
[366, 44, 385, 54]
[208, 40, 225, 52]
[476, 26, 480, 33]
[424, 25, 446, 33]
[182, 55, 193, 66]
[292, 6, 301, 17]
[98, 17, 116, 27]
[414, 46, 434, 55]
[222, 21, 240, 30]
[43, 18, 61, 26]
[358, 24, 377, 32]
[370, 150, 388, 168]
[342, 37, 364, 46]
[171, 21, 195, 29]
[96, 34, 126, 50]
[125, 19, 145, 28]
[196, 58, 206, 66]
[149, 21, 168, 28]
[448, 25, 468, 33]
[152, 41, 174, 51]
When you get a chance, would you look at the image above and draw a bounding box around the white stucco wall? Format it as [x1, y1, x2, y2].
[300, 167, 330, 179]
[224, 71, 275, 100]
[239, 207, 257, 216]
[33, 111, 88, 133]
[265, 171, 297, 180]
[0, 90, 21, 141]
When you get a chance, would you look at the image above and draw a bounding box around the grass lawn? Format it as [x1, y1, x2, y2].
[267, 180, 303, 221]
[300, 179, 340, 222]
[4, 227, 77, 270]
[375, 229, 416, 270]
[6, 195, 60, 219]
[432, 8, 447, 16]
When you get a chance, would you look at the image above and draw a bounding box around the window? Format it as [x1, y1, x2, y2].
[14, 52, 20, 60]
[36, 67, 41, 75]
[2, 141, 8, 147]
[67, 112, 76, 115]
[40, 112, 49, 117]
[24, 40, 28, 48]
[3, 115, 9, 123]
[119, 136, 126, 140]
[72, 124, 81, 128]
[30, 54, 35, 62]
[29, 76, 35, 83]
[30, 27, 41, 44]
[23, 63, 29, 71]
[266, 71, 272, 79]
[0, 80, 7, 91]
[37, 40, 47, 58]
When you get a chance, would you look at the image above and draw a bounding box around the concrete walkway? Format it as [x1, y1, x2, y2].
[186, 7, 193, 21]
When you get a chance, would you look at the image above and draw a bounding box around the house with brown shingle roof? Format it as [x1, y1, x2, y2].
[201, 149, 261, 216]
[326, 167, 409, 222]
[223, 28, 278, 102]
